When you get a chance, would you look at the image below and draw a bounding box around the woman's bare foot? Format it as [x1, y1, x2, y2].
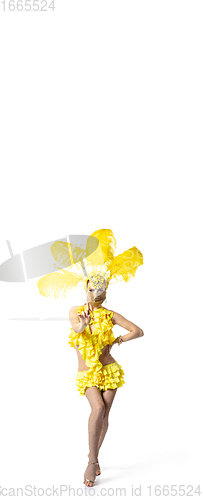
[88, 453, 101, 476]
[83, 461, 98, 487]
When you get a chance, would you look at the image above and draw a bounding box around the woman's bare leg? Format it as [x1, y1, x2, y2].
[87, 388, 117, 475]
[97, 388, 117, 456]
[84, 386, 105, 486]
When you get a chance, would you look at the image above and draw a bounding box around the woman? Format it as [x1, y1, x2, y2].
[69, 275, 144, 487]
[37, 228, 144, 487]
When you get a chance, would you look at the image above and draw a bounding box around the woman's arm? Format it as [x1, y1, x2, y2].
[111, 311, 144, 344]
[69, 306, 91, 333]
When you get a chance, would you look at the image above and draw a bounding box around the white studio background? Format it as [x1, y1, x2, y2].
[0, 1, 202, 497]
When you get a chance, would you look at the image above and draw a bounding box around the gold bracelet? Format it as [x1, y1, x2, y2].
[117, 335, 123, 346]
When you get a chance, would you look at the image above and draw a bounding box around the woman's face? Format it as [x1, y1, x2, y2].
[86, 281, 106, 305]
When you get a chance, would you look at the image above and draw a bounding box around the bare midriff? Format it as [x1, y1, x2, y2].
[74, 343, 116, 371]
[74, 314, 116, 371]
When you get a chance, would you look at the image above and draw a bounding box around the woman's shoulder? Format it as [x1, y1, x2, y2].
[69, 304, 84, 311]
[69, 304, 85, 318]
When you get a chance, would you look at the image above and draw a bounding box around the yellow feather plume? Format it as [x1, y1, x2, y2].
[85, 229, 116, 267]
[37, 268, 82, 299]
[109, 246, 143, 283]
[36, 229, 143, 299]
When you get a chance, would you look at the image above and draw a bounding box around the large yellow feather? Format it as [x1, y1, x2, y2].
[85, 229, 116, 267]
[51, 241, 85, 267]
[109, 246, 143, 283]
[37, 268, 82, 299]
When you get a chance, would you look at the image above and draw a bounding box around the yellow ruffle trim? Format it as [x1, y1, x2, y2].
[76, 362, 125, 396]
[68, 306, 116, 381]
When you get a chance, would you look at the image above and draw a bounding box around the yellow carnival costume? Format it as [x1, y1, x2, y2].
[68, 304, 125, 395]
[37, 229, 143, 396]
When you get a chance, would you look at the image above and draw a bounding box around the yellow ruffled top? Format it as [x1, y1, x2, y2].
[68, 305, 116, 380]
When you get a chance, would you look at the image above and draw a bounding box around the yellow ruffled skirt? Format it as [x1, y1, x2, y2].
[75, 361, 125, 396]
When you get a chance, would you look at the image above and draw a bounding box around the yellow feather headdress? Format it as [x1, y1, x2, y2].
[37, 229, 143, 299]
